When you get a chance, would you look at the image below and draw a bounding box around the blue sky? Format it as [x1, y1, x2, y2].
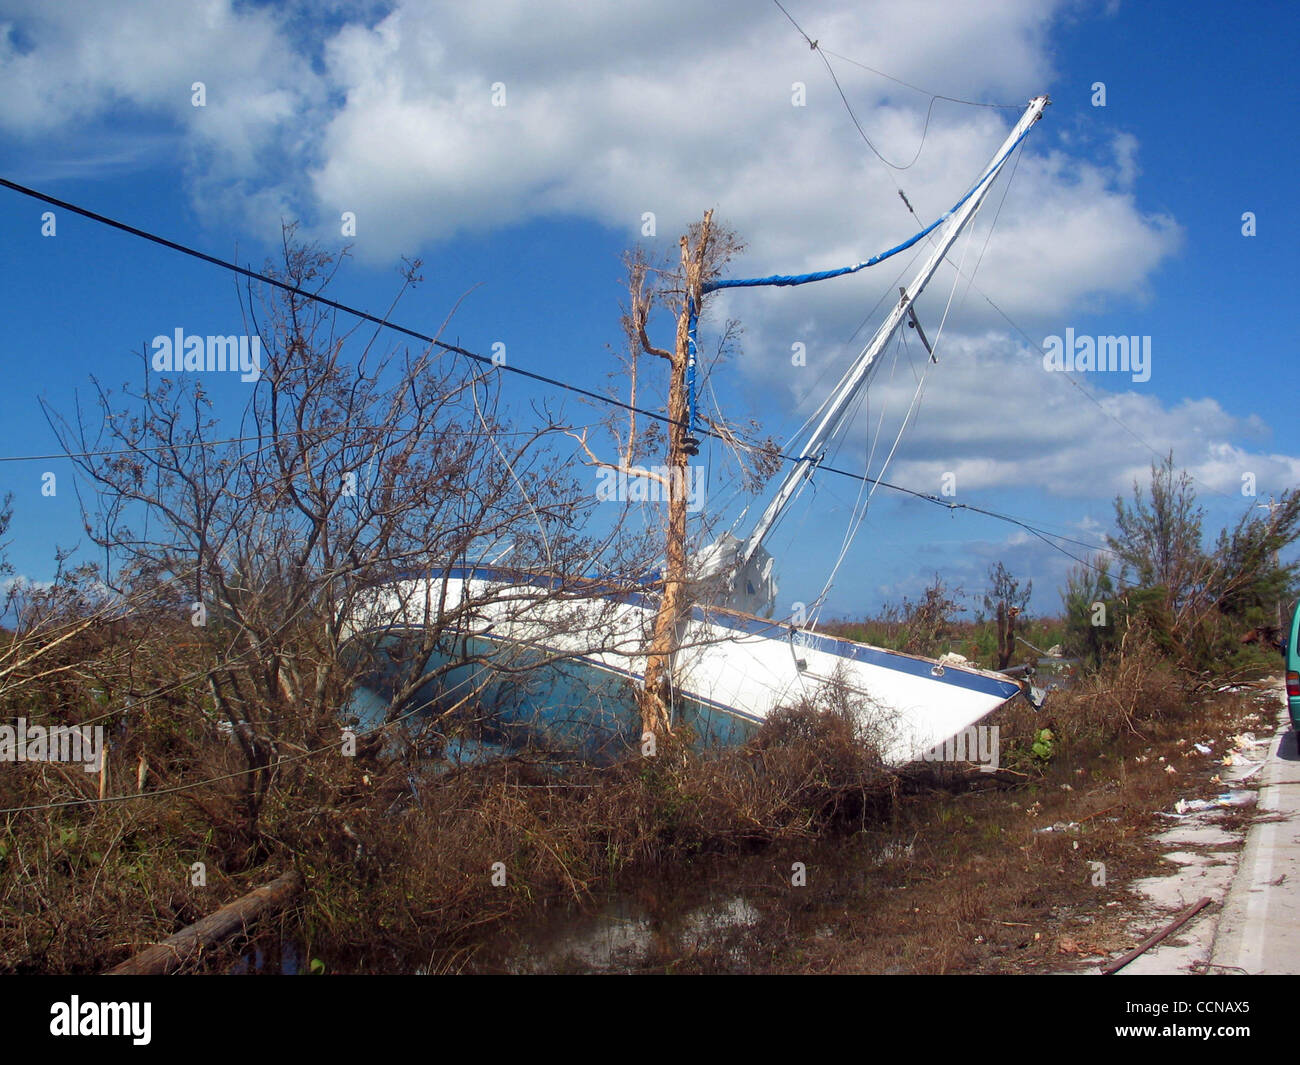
[0, 0, 1296, 622]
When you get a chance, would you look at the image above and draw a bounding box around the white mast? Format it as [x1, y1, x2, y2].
[702, 95, 1049, 615]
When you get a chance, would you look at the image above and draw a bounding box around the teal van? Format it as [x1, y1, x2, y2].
[1288, 599, 1300, 729]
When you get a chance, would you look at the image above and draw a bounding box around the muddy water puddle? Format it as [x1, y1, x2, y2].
[463, 837, 895, 974]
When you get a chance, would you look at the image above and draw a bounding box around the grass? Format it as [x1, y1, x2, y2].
[0, 612, 1280, 974]
[458, 647, 1268, 974]
[823, 615, 1068, 670]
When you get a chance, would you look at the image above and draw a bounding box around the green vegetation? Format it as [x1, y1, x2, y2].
[1063, 455, 1299, 676]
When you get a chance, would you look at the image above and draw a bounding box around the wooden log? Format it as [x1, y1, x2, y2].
[106, 869, 303, 975]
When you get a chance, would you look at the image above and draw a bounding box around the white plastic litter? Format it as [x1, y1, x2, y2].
[1172, 791, 1254, 815]
[1034, 821, 1080, 834]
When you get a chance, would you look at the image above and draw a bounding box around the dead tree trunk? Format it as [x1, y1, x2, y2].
[639, 211, 714, 742]
[996, 604, 1019, 670]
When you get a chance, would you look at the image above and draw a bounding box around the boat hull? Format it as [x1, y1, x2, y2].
[345, 568, 1023, 764]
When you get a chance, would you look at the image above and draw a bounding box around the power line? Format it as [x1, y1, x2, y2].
[815, 460, 1112, 557]
[0, 176, 1112, 570]
[0, 176, 676, 436]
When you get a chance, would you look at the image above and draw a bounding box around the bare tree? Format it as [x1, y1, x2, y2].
[569, 211, 749, 739]
[982, 561, 1031, 670]
[900, 574, 963, 657]
[40, 228, 637, 849]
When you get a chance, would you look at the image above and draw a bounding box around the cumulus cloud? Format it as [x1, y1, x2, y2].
[0, 0, 1148, 280]
[752, 328, 1300, 504]
[0, 0, 1286, 518]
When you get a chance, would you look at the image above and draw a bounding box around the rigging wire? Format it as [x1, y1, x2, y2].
[768, 3, 1231, 508]
[817, 47, 1024, 110]
[919, 230, 1237, 504]
[770, 0, 925, 247]
[812, 336, 902, 627]
[979, 283, 1235, 502]
[468, 367, 554, 573]
[957, 137, 1022, 315]
[809, 193, 979, 624]
[770, 0, 1005, 173]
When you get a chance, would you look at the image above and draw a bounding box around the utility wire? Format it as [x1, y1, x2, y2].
[0, 177, 675, 436]
[0, 177, 1111, 569]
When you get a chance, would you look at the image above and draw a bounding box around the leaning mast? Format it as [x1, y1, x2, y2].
[715, 95, 1049, 610]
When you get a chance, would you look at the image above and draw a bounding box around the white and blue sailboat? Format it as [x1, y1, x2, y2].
[344, 96, 1050, 765]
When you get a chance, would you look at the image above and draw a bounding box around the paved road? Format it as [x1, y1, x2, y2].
[1209, 707, 1300, 975]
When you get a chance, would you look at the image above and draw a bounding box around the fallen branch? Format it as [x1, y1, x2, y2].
[106, 869, 304, 975]
[1100, 896, 1212, 975]
[896, 762, 1031, 788]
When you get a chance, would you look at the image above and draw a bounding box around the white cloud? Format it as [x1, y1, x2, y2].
[0, 0, 1173, 299]
[0, 0, 324, 230]
[756, 329, 1300, 505]
[1, 0, 1290, 525]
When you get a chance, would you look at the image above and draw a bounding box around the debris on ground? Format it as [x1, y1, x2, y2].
[1172, 791, 1254, 815]
[1034, 821, 1080, 834]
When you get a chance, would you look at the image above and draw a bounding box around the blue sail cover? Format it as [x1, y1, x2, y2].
[704, 262, 870, 291]
[683, 120, 1032, 430]
[702, 120, 1031, 295]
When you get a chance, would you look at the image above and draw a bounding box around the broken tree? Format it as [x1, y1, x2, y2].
[570, 210, 746, 741]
